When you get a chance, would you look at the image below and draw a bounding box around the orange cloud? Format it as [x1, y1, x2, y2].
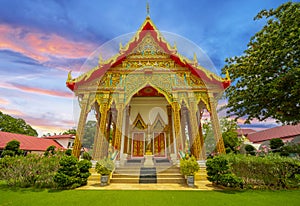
[0, 24, 97, 63]
[0, 107, 24, 116]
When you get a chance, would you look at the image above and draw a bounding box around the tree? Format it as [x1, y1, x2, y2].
[62, 129, 76, 135]
[222, 2, 300, 125]
[203, 118, 241, 154]
[0, 111, 38, 136]
[244, 144, 256, 156]
[1, 140, 23, 157]
[269, 138, 284, 152]
[82, 120, 97, 149]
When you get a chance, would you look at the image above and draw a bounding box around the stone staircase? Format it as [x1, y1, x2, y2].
[87, 165, 208, 185]
[110, 165, 185, 184]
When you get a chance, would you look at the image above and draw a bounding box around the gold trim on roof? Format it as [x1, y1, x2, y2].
[68, 16, 228, 88]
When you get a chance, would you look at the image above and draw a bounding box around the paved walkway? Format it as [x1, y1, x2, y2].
[77, 180, 221, 191]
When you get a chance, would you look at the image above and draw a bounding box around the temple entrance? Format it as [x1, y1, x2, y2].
[153, 132, 166, 157]
[131, 132, 145, 157]
[67, 15, 229, 161]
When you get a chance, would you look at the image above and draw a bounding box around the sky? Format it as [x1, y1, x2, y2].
[0, 0, 291, 136]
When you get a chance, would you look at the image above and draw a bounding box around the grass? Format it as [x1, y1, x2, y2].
[0, 184, 300, 206]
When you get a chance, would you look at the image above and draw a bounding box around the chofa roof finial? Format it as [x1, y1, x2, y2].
[146, 1, 150, 17]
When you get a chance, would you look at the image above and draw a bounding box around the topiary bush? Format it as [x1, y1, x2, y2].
[244, 144, 256, 156]
[77, 159, 92, 186]
[54, 155, 92, 189]
[270, 138, 284, 152]
[206, 155, 230, 185]
[206, 155, 243, 188]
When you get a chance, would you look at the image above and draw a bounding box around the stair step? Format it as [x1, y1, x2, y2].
[89, 165, 206, 184]
[110, 178, 140, 184]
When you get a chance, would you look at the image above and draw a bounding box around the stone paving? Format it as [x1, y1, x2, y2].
[77, 179, 221, 191]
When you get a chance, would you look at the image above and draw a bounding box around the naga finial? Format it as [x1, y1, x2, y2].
[119, 42, 123, 52]
[98, 54, 103, 65]
[225, 69, 231, 81]
[67, 70, 73, 82]
[173, 41, 177, 51]
[193, 53, 198, 65]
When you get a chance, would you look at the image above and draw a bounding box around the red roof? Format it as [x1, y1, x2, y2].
[0, 131, 63, 151]
[43, 134, 75, 140]
[236, 128, 256, 136]
[247, 124, 300, 143]
[67, 17, 230, 91]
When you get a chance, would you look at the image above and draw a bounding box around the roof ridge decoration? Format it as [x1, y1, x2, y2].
[66, 16, 230, 91]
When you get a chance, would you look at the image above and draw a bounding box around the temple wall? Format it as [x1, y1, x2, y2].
[129, 97, 169, 125]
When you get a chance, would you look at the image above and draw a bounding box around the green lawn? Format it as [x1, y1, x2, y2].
[1, 185, 300, 206]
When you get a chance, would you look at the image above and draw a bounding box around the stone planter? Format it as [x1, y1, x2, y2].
[100, 175, 109, 186]
[186, 175, 195, 187]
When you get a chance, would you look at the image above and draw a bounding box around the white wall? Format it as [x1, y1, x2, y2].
[129, 97, 169, 125]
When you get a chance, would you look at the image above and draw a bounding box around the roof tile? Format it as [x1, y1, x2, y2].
[0, 131, 64, 151]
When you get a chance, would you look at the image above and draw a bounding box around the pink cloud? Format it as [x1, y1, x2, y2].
[0, 107, 24, 116]
[22, 115, 75, 136]
[0, 24, 97, 63]
[0, 82, 73, 98]
[0, 98, 9, 105]
[12, 83, 73, 98]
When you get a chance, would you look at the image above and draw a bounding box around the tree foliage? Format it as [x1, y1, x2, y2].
[222, 2, 300, 125]
[0, 111, 38, 136]
[62, 129, 76, 135]
[82, 120, 97, 149]
[203, 118, 240, 154]
[269, 138, 284, 151]
[1, 140, 23, 157]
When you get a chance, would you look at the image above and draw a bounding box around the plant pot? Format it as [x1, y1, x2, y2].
[186, 175, 195, 187]
[100, 175, 109, 186]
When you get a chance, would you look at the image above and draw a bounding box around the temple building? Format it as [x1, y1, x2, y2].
[66, 14, 230, 164]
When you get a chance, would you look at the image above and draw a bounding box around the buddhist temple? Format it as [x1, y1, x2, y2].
[66, 11, 230, 165]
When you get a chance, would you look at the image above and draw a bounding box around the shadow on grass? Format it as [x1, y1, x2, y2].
[0, 181, 64, 193]
[215, 189, 246, 194]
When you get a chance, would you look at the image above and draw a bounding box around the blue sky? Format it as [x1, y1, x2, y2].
[0, 0, 290, 135]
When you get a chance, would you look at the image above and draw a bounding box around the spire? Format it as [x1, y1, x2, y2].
[146, 2, 150, 18]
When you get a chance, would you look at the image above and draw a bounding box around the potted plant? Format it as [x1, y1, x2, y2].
[95, 157, 115, 186]
[180, 155, 200, 187]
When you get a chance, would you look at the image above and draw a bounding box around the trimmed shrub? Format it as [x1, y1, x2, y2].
[206, 155, 230, 185]
[54, 156, 92, 189]
[270, 138, 284, 152]
[280, 143, 300, 157]
[244, 144, 256, 156]
[228, 154, 300, 189]
[207, 154, 300, 189]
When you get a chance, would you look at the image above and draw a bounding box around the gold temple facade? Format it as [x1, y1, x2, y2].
[66, 16, 230, 163]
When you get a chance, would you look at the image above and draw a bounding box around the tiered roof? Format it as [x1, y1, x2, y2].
[66, 17, 230, 91]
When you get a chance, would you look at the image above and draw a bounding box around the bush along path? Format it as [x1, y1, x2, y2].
[0, 146, 92, 189]
[206, 154, 300, 190]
